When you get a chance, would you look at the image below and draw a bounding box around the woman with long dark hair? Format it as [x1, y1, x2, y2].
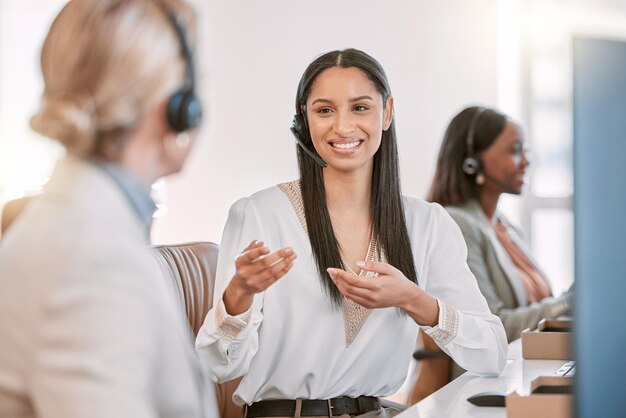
[196, 50, 506, 417]
[428, 106, 573, 344]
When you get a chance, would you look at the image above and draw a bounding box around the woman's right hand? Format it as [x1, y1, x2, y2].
[223, 240, 296, 315]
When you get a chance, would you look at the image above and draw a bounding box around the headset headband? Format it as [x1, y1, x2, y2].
[154, 0, 195, 91]
[466, 106, 485, 157]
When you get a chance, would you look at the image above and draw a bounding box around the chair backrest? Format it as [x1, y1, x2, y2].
[407, 330, 452, 404]
[152, 242, 242, 418]
[153, 242, 219, 335]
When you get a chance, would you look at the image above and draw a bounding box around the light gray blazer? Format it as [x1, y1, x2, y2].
[446, 201, 572, 342]
[0, 157, 217, 418]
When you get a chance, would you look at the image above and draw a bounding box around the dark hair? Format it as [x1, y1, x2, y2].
[427, 106, 507, 207]
[294, 48, 418, 308]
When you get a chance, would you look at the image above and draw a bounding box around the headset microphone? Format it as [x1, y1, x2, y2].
[290, 109, 327, 168]
[290, 126, 328, 168]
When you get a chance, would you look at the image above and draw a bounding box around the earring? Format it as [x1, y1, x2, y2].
[164, 132, 191, 157]
[175, 132, 191, 149]
[476, 173, 485, 185]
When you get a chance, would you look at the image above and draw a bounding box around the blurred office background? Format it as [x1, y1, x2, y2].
[2, 0, 626, 299]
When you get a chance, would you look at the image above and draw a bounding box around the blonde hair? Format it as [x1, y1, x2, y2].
[30, 0, 196, 158]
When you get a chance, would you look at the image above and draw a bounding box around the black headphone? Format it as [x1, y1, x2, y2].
[156, 1, 202, 133]
[290, 105, 327, 168]
[291, 107, 308, 142]
[462, 107, 486, 175]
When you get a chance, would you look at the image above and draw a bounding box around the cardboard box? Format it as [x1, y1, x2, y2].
[522, 319, 572, 360]
[506, 376, 573, 418]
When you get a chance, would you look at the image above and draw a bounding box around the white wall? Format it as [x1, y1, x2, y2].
[0, 0, 66, 207]
[3, 1, 624, 251]
[152, 0, 501, 244]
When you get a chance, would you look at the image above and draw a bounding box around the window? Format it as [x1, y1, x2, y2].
[499, 0, 626, 294]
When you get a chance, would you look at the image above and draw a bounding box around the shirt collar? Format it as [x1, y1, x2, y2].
[93, 160, 156, 230]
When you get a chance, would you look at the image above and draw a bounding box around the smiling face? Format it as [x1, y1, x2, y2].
[480, 120, 530, 195]
[305, 66, 393, 175]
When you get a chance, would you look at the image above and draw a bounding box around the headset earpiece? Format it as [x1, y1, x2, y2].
[291, 112, 308, 142]
[167, 89, 202, 133]
[462, 156, 482, 175]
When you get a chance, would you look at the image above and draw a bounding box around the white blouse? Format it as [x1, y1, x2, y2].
[196, 183, 507, 406]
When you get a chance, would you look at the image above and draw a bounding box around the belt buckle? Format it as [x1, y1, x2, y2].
[357, 396, 368, 415]
[327, 399, 334, 418]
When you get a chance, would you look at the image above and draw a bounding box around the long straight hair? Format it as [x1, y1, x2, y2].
[294, 48, 418, 308]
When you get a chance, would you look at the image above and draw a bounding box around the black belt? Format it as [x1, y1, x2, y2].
[247, 396, 381, 417]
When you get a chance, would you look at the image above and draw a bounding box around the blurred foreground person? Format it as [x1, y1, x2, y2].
[0, 1, 216, 417]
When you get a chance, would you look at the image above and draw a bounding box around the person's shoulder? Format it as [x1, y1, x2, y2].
[231, 184, 286, 206]
[228, 182, 293, 216]
[248, 184, 288, 205]
[444, 202, 485, 239]
[401, 196, 447, 232]
[402, 195, 445, 217]
[43, 239, 166, 325]
[402, 196, 481, 233]
[445, 203, 475, 223]
[86, 238, 161, 290]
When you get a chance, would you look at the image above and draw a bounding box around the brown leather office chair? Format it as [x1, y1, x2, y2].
[152, 242, 242, 418]
[407, 331, 452, 404]
[153, 242, 219, 335]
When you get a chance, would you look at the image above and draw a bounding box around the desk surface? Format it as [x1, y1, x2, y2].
[398, 339, 570, 418]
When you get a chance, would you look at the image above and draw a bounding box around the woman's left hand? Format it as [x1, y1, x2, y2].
[327, 260, 439, 326]
[327, 260, 416, 309]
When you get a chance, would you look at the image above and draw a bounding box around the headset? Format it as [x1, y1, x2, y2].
[290, 105, 328, 168]
[155, 1, 203, 133]
[461, 107, 486, 176]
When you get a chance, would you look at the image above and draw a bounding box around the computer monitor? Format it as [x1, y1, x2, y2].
[573, 36, 626, 417]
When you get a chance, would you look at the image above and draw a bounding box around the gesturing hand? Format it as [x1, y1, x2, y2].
[327, 260, 439, 326]
[327, 260, 415, 309]
[223, 240, 297, 315]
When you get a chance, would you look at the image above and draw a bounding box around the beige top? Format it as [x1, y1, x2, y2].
[0, 157, 216, 418]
